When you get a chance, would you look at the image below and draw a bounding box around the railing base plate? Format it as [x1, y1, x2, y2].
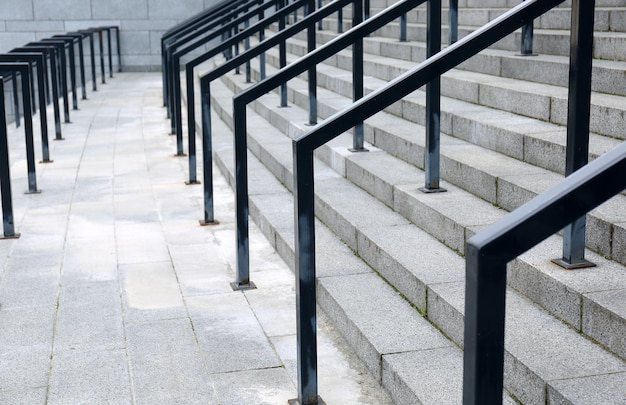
[199, 220, 219, 226]
[230, 280, 257, 291]
[419, 186, 447, 194]
[185, 181, 201, 185]
[1, 233, 20, 240]
[348, 147, 369, 153]
[288, 396, 326, 405]
[25, 190, 42, 195]
[39, 160, 54, 164]
[551, 258, 597, 270]
[174, 153, 187, 157]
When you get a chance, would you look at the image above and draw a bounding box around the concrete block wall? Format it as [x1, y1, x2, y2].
[0, 0, 223, 71]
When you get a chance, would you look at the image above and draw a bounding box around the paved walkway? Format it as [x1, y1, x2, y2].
[0, 73, 392, 404]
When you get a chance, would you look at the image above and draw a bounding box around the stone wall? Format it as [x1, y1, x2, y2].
[0, 0, 223, 71]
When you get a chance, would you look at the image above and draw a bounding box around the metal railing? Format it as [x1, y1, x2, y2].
[0, 76, 19, 239]
[194, 0, 353, 226]
[287, 0, 575, 403]
[0, 26, 120, 239]
[167, 0, 282, 154]
[0, 62, 38, 194]
[161, 0, 250, 114]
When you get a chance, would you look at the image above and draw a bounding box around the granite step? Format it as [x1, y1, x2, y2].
[194, 66, 626, 404]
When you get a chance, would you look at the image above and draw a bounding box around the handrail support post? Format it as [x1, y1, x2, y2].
[552, 0, 596, 269]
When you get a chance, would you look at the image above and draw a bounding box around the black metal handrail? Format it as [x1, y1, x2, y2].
[287, 0, 568, 403]
[163, 0, 255, 122]
[0, 53, 50, 163]
[0, 76, 19, 239]
[227, 0, 435, 402]
[193, 0, 354, 226]
[0, 62, 38, 194]
[161, 0, 250, 109]
[167, 0, 285, 148]
[463, 139, 626, 404]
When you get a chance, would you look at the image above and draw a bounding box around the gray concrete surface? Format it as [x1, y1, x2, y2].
[0, 72, 393, 405]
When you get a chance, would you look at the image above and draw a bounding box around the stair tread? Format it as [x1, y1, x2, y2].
[203, 71, 626, 404]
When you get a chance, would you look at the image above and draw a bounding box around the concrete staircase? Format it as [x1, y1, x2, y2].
[187, 1, 626, 403]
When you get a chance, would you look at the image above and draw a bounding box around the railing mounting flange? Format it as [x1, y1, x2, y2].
[551, 257, 596, 270]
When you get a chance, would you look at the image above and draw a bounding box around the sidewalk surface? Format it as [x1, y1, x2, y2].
[0, 72, 392, 404]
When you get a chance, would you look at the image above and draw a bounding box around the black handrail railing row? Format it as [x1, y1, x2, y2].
[166, 0, 289, 153]
[194, 0, 363, 227]
[0, 25, 121, 239]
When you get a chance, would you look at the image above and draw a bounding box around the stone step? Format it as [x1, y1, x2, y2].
[205, 51, 626, 366]
[255, 41, 626, 261]
[197, 67, 626, 404]
[364, 6, 626, 32]
[282, 29, 626, 133]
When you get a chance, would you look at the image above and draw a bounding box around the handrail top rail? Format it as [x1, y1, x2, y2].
[292, 0, 565, 152]
[162, 0, 241, 40]
[232, 0, 425, 105]
[166, 0, 274, 51]
[468, 140, 626, 261]
[172, 0, 287, 57]
[196, 0, 327, 82]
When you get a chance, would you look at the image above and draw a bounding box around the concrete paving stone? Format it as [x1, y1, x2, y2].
[357, 223, 465, 312]
[120, 261, 187, 322]
[54, 310, 125, 353]
[318, 273, 453, 382]
[583, 288, 626, 360]
[211, 367, 295, 405]
[186, 292, 283, 374]
[168, 243, 234, 296]
[125, 318, 218, 404]
[0, 388, 47, 404]
[547, 372, 626, 404]
[271, 314, 394, 404]
[0, 348, 51, 391]
[244, 269, 297, 338]
[115, 221, 170, 264]
[47, 349, 131, 404]
[0, 270, 60, 310]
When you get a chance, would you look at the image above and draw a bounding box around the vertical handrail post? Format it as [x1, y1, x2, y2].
[98, 29, 106, 84]
[87, 31, 97, 91]
[449, 0, 458, 44]
[364, 0, 370, 19]
[400, 13, 407, 41]
[520, 0, 535, 55]
[421, 0, 445, 193]
[259, 0, 266, 80]
[291, 143, 321, 405]
[49, 49, 63, 139]
[199, 79, 218, 225]
[350, 0, 367, 152]
[106, 27, 114, 78]
[553, 0, 596, 269]
[19, 67, 38, 194]
[186, 68, 199, 185]
[245, 17, 252, 83]
[307, 0, 318, 125]
[462, 250, 507, 405]
[232, 98, 256, 291]
[11, 73, 20, 127]
[0, 77, 19, 239]
[337, 7, 343, 33]
[279, 0, 289, 107]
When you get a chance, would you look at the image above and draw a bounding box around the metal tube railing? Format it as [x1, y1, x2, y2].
[41, 37, 78, 111]
[28, 41, 71, 124]
[54, 33, 88, 100]
[0, 63, 38, 194]
[554, 0, 596, 269]
[198, 0, 368, 284]
[161, 0, 244, 107]
[167, 0, 281, 145]
[288, 0, 564, 403]
[0, 54, 50, 163]
[230, 0, 428, 401]
[0, 76, 19, 239]
[12, 46, 63, 140]
[192, 0, 313, 225]
[463, 140, 623, 405]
